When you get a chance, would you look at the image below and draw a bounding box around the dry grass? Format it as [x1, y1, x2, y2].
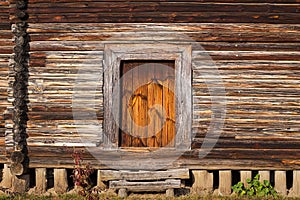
[1, 193, 300, 200]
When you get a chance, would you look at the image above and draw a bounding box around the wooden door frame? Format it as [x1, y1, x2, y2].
[103, 44, 192, 150]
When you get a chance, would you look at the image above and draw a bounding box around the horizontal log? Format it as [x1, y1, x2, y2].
[29, 59, 300, 72]
[29, 32, 300, 43]
[196, 62, 300, 70]
[27, 157, 300, 170]
[28, 41, 300, 52]
[0, 31, 12, 39]
[194, 119, 299, 126]
[0, 1, 9, 6]
[193, 51, 300, 61]
[25, 146, 300, 170]
[185, 148, 300, 160]
[0, 155, 8, 163]
[26, 22, 300, 35]
[28, 111, 102, 120]
[194, 92, 300, 98]
[192, 124, 300, 133]
[0, 24, 11, 30]
[14, 12, 300, 24]
[27, 146, 300, 160]
[193, 95, 300, 102]
[18, 3, 300, 14]
[197, 121, 298, 131]
[26, 62, 300, 71]
[109, 179, 181, 192]
[0, 48, 13, 54]
[27, 119, 103, 127]
[30, 51, 103, 59]
[235, 134, 300, 140]
[192, 138, 300, 149]
[100, 168, 189, 181]
[27, 110, 300, 121]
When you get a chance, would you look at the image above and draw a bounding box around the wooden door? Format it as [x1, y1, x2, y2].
[119, 60, 175, 148]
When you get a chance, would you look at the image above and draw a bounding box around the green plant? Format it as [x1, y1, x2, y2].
[71, 149, 95, 200]
[232, 174, 278, 197]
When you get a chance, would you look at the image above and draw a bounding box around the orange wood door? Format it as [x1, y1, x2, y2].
[119, 60, 175, 148]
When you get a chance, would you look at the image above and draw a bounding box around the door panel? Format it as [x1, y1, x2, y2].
[119, 60, 175, 148]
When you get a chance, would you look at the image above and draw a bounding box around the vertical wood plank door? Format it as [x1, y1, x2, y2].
[119, 60, 175, 148]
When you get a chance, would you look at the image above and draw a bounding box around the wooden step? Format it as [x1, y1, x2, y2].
[110, 179, 181, 192]
[99, 168, 189, 181]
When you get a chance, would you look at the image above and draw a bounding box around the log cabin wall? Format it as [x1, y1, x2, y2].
[3, 0, 300, 169]
[0, 0, 12, 163]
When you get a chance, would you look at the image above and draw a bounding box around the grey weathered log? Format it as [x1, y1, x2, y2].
[99, 168, 189, 181]
[110, 179, 181, 192]
[12, 174, 30, 193]
[10, 162, 24, 176]
[11, 151, 25, 163]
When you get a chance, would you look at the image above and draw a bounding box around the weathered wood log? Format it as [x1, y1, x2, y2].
[17, 11, 300, 24]
[99, 168, 189, 181]
[27, 41, 300, 52]
[192, 138, 300, 150]
[27, 156, 300, 171]
[110, 179, 181, 192]
[191, 170, 213, 195]
[11, 151, 25, 163]
[29, 23, 299, 44]
[9, 0, 29, 177]
[20, 3, 300, 14]
[24, 145, 300, 170]
[10, 162, 24, 176]
[12, 174, 30, 193]
[27, 30, 300, 43]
